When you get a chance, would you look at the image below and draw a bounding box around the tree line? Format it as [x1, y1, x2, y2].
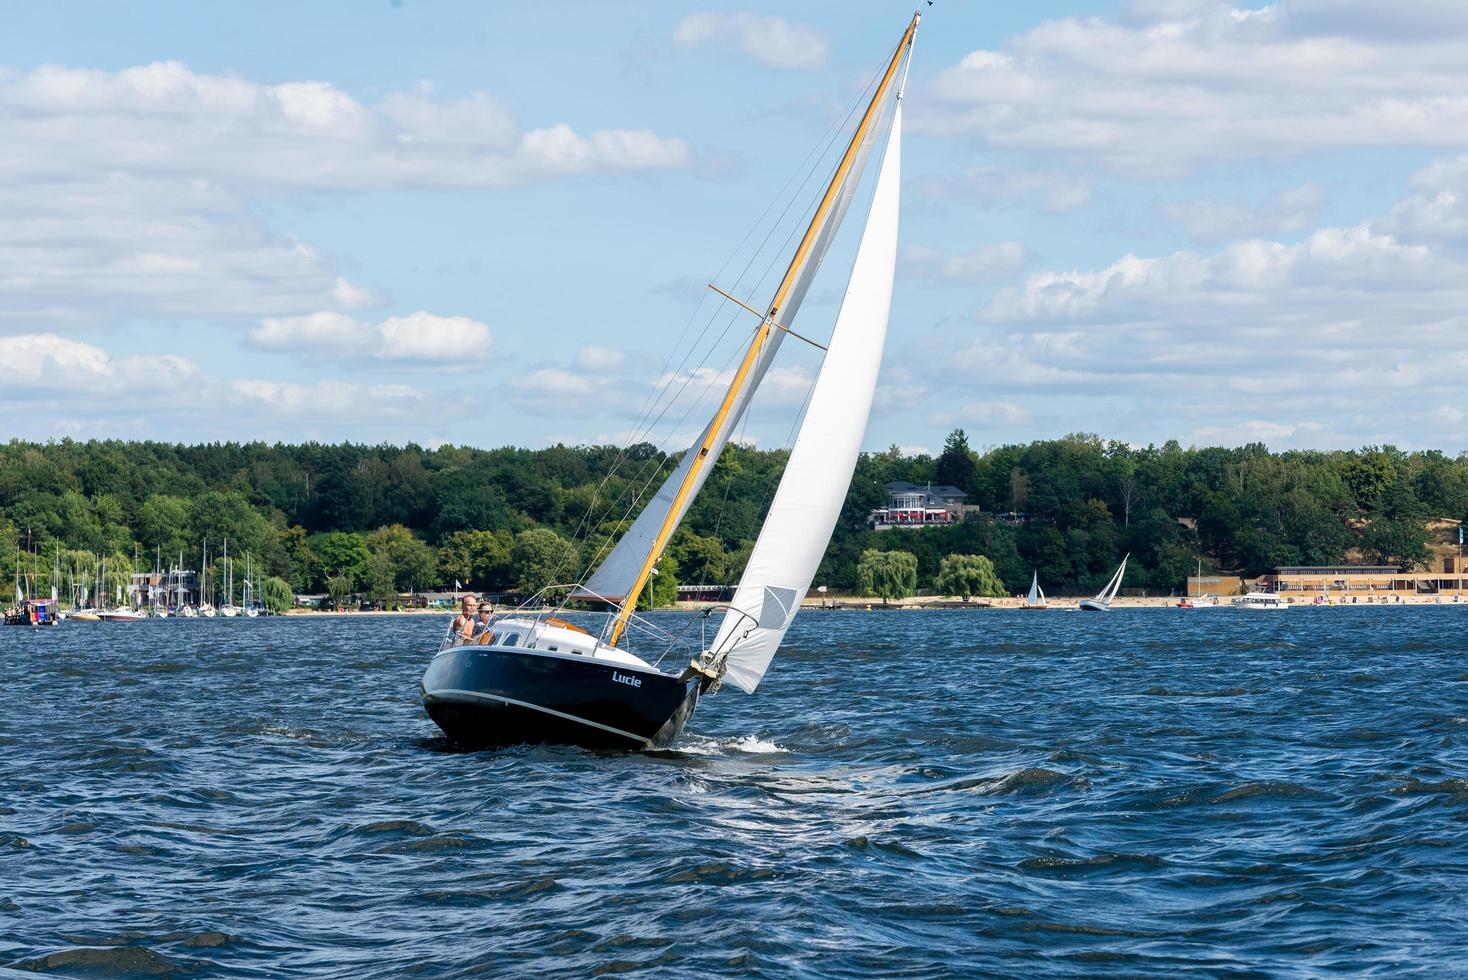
[1, 434, 1463, 606]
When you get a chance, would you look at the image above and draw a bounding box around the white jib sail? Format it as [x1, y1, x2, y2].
[1093, 554, 1130, 604]
[578, 117, 886, 605]
[712, 103, 904, 694]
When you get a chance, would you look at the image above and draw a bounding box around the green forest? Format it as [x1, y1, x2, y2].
[3, 433, 1465, 605]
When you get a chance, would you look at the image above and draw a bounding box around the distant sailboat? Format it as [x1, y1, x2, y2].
[220, 540, 240, 617]
[1079, 554, 1129, 612]
[421, 11, 923, 750]
[1021, 572, 1048, 610]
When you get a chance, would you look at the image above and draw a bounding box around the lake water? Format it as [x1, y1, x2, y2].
[2, 608, 1466, 976]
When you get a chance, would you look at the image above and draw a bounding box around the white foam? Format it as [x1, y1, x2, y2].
[677, 734, 789, 756]
[726, 735, 788, 754]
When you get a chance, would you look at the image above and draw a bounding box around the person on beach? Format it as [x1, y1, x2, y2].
[451, 594, 478, 644]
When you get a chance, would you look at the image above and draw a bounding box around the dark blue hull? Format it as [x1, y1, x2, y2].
[421, 646, 700, 750]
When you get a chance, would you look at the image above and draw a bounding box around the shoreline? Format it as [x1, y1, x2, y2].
[50, 594, 1468, 620]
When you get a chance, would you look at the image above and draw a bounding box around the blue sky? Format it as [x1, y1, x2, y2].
[3, 0, 1467, 454]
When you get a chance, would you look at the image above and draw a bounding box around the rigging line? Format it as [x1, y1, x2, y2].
[613, 54, 885, 450]
[572, 334, 756, 587]
[566, 55, 890, 587]
[590, 57, 881, 476]
[703, 405, 754, 591]
[575, 320, 751, 554]
[612, 115, 852, 457]
[571, 307, 749, 557]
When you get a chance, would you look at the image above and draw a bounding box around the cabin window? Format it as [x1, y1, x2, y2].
[502, 632, 521, 647]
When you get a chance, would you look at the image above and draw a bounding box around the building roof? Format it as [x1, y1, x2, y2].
[885, 481, 967, 502]
[1273, 565, 1400, 574]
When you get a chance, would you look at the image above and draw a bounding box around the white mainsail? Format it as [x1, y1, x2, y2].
[1089, 554, 1130, 607]
[577, 95, 889, 605]
[1025, 572, 1045, 607]
[711, 101, 904, 694]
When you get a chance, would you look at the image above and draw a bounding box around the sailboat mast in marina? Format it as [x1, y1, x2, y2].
[421, 12, 922, 749]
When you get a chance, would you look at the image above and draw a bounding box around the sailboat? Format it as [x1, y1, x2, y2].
[1021, 572, 1048, 610]
[220, 540, 240, 617]
[1079, 554, 1129, 612]
[243, 553, 259, 617]
[199, 541, 216, 617]
[421, 12, 921, 750]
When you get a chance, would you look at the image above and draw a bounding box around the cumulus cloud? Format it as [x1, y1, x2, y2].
[0, 61, 691, 327]
[227, 379, 433, 420]
[0, 61, 691, 190]
[0, 333, 447, 439]
[913, 167, 1094, 214]
[249, 311, 491, 368]
[0, 174, 372, 326]
[573, 345, 627, 372]
[901, 242, 1035, 284]
[673, 12, 830, 70]
[867, 145, 1468, 451]
[917, 1, 1468, 175]
[0, 333, 199, 393]
[1160, 183, 1326, 244]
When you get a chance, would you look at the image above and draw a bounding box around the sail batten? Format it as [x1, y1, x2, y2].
[712, 99, 906, 693]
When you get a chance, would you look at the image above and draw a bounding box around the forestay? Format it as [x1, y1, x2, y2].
[712, 101, 905, 694]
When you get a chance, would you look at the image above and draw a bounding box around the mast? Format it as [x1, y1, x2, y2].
[607, 12, 921, 646]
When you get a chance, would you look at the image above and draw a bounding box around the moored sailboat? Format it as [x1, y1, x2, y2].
[1079, 555, 1129, 612]
[421, 12, 923, 750]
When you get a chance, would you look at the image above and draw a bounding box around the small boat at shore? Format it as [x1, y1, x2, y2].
[1232, 591, 1287, 610]
[4, 597, 58, 627]
[98, 608, 145, 622]
[1079, 555, 1129, 612]
[1177, 595, 1218, 608]
[422, 12, 923, 751]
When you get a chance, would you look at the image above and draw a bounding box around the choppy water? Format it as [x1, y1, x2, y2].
[3, 608, 1467, 976]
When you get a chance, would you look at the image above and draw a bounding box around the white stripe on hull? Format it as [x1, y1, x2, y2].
[427, 688, 648, 746]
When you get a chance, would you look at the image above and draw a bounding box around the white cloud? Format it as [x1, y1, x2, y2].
[505, 367, 620, 419]
[917, 2, 1468, 175]
[0, 333, 449, 438]
[877, 163, 1468, 450]
[984, 224, 1457, 325]
[332, 277, 380, 310]
[901, 242, 1035, 284]
[0, 175, 364, 326]
[573, 345, 626, 372]
[673, 12, 830, 70]
[914, 167, 1093, 213]
[0, 333, 198, 393]
[227, 379, 432, 420]
[1160, 182, 1326, 244]
[0, 61, 691, 190]
[0, 61, 690, 326]
[925, 400, 1031, 428]
[249, 310, 491, 368]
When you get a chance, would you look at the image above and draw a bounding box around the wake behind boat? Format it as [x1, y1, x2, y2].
[421, 12, 922, 751]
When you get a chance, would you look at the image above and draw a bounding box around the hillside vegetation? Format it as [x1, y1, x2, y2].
[2, 434, 1464, 603]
